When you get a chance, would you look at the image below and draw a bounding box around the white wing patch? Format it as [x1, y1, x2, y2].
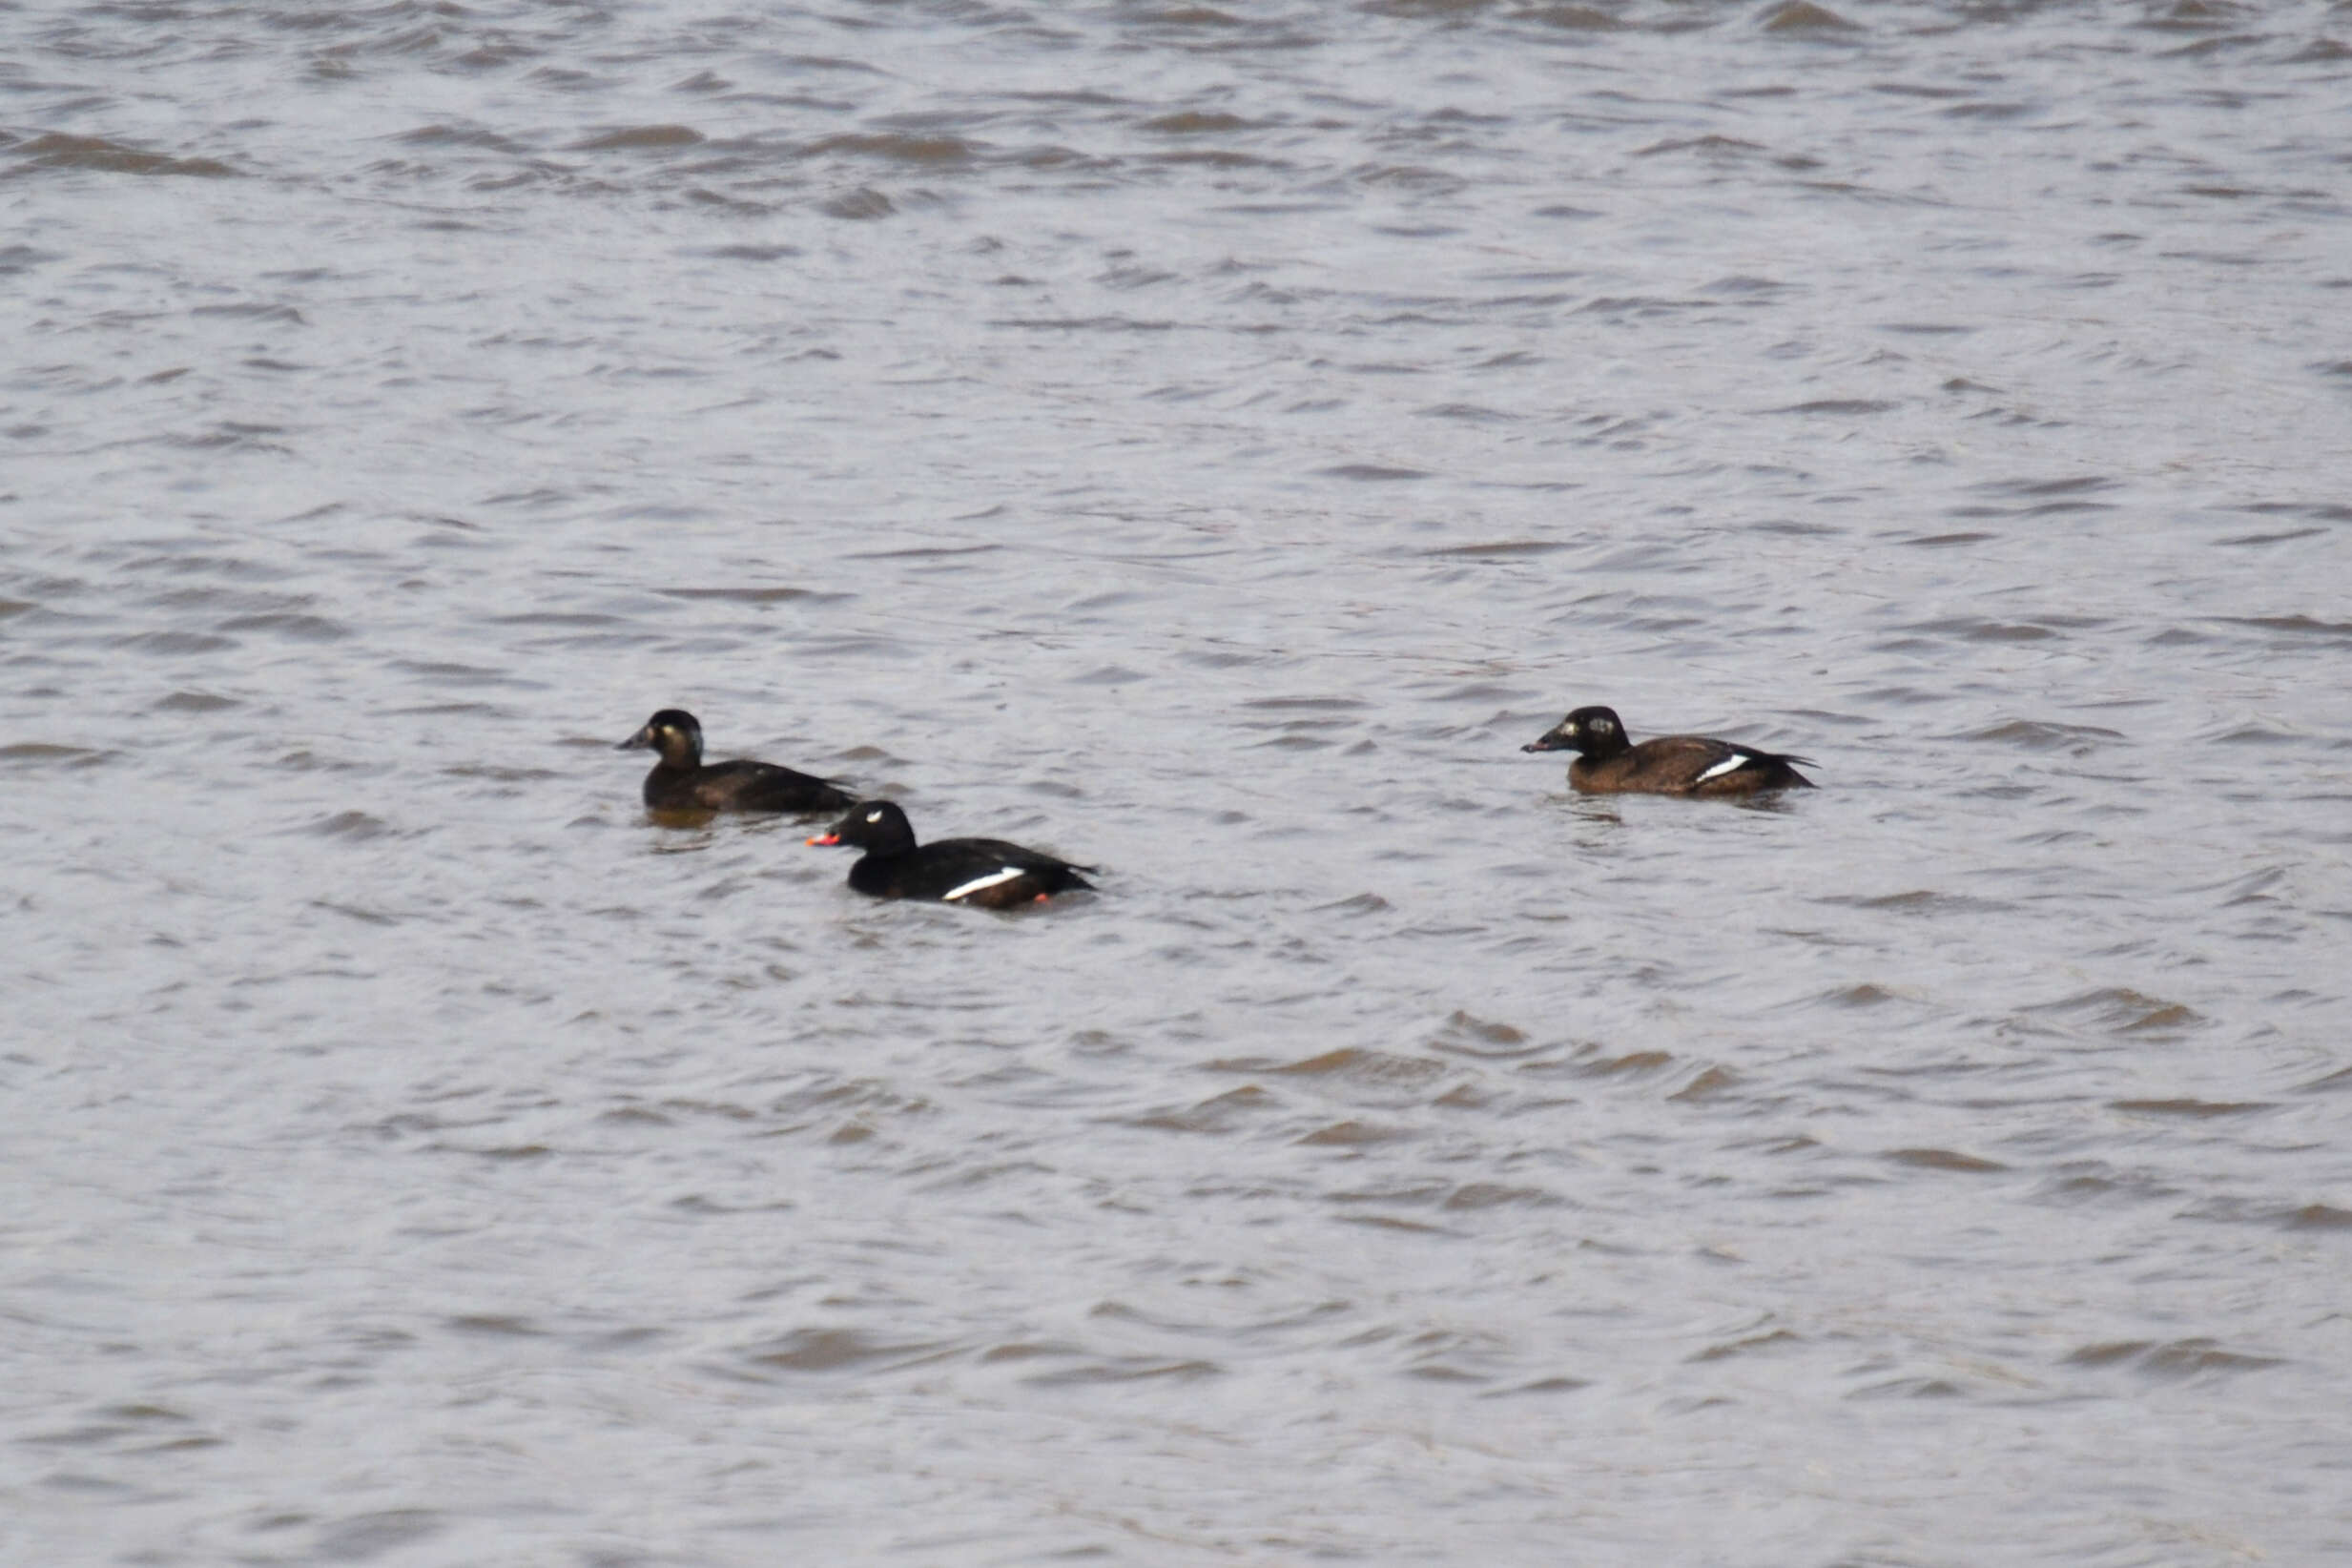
[942, 867, 1026, 902]
[1695, 752, 1753, 783]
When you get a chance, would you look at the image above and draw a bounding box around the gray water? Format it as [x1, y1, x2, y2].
[7, 2, 2352, 1563]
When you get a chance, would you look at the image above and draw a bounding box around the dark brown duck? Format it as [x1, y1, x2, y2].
[1522, 705, 1815, 796]
[617, 709, 855, 815]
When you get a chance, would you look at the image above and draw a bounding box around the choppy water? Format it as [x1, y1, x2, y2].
[8, 2, 2352, 1563]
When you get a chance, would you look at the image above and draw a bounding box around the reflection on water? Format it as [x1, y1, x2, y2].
[7, 0, 2352, 1562]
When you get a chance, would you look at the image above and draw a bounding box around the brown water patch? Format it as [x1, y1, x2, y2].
[575, 125, 705, 151]
[742, 1329, 959, 1375]
[806, 133, 977, 164]
[1762, 2, 1862, 32]
[2223, 615, 2352, 640]
[1130, 1084, 1277, 1134]
[1429, 1011, 1530, 1056]
[1884, 1147, 2007, 1173]
[1296, 1120, 1407, 1146]
[15, 133, 235, 177]
[1690, 1328, 1804, 1362]
[1141, 112, 1258, 135]
[1769, 399, 1898, 416]
[1574, 1047, 1674, 1079]
[1670, 1066, 1741, 1102]
[1024, 1357, 1222, 1385]
[0, 742, 110, 767]
[2065, 1339, 2283, 1378]
[1825, 984, 1908, 1006]
[1442, 1183, 1558, 1211]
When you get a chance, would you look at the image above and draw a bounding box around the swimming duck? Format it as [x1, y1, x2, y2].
[1522, 705, 1815, 795]
[807, 799, 1096, 906]
[617, 708, 855, 815]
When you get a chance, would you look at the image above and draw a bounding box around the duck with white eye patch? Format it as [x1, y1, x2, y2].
[1521, 705, 1815, 796]
[616, 708, 856, 815]
[806, 799, 1098, 908]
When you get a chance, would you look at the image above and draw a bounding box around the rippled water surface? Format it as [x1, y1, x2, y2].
[8, 2, 2352, 1563]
